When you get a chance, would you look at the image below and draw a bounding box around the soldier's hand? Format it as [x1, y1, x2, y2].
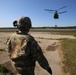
[47, 67, 52, 75]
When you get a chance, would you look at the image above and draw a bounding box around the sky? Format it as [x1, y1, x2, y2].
[0, 0, 76, 27]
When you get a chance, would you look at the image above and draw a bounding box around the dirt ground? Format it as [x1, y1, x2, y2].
[0, 32, 76, 75]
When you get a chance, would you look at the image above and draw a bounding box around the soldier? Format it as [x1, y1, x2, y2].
[7, 16, 52, 75]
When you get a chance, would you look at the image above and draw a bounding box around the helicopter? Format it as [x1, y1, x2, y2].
[44, 6, 67, 19]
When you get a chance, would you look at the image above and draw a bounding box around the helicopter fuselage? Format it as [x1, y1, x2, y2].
[54, 11, 59, 19]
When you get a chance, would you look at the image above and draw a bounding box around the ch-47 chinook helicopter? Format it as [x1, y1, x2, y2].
[44, 6, 67, 19]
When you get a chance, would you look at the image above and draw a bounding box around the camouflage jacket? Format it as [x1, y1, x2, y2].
[6, 32, 50, 70]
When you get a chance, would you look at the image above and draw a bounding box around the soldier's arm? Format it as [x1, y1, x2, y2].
[36, 45, 52, 75]
[30, 39, 52, 75]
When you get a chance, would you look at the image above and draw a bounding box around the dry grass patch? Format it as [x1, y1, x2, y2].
[61, 39, 76, 75]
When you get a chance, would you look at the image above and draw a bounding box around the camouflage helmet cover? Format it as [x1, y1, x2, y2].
[13, 16, 32, 28]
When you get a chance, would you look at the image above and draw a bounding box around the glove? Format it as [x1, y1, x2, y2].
[47, 67, 52, 75]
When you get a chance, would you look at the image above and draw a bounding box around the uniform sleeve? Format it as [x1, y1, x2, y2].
[6, 33, 15, 52]
[6, 34, 15, 57]
[6, 38, 12, 53]
[30, 37, 50, 70]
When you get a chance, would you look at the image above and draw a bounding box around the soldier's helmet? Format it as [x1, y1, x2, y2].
[13, 16, 32, 30]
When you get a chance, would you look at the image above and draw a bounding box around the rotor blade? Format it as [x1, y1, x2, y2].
[44, 9, 55, 11]
[57, 6, 67, 10]
[49, 11, 54, 13]
[59, 11, 67, 14]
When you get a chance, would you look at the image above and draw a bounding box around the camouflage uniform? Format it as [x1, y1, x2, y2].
[7, 32, 50, 75]
[6, 16, 52, 75]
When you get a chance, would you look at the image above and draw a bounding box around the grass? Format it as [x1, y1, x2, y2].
[54, 32, 76, 37]
[60, 33, 76, 75]
[0, 64, 9, 73]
